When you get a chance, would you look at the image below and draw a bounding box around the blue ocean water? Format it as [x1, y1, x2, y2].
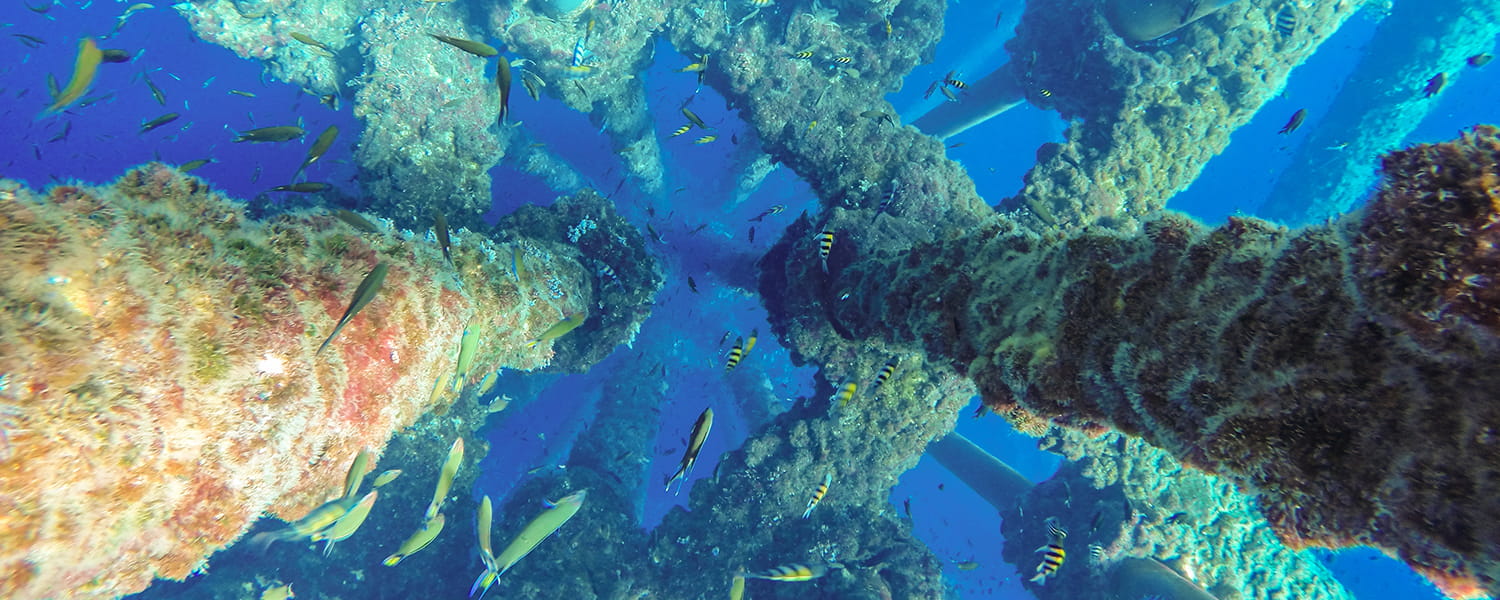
[1, 1, 1495, 599]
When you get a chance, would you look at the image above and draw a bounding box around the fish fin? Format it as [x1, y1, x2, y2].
[1029, 572, 1046, 585]
[468, 569, 497, 599]
[802, 506, 814, 519]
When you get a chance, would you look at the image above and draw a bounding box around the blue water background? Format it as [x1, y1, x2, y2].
[2, 1, 1494, 599]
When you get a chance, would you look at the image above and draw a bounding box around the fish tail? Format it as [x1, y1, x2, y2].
[248, 531, 280, 555]
[1029, 572, 1046, 585]
[469, 569, 497, 599]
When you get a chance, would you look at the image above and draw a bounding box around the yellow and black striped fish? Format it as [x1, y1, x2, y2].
[815, 229, 834, 272]
[1273, 5, 1296, 36]
[671, 123, 692, 137]
[944, 77, 967, 89]
[871, 358, 898, 392]
[1038, 88, 1053, 98]
[790, 50, 814, 59]
[725, 337, 746, 372]
[831, 56, 853, 65]
[831, 381, 857, 407]
[694, 135, 718, 144]
[1030, 517, 1067, 586]
[801, 472, 832, 518]
[745, 563, 832, 582]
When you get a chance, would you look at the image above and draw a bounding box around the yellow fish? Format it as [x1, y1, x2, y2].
[342, 449, 373, 500]
[383, 514, 446, 566]
[694, 135, 717, 144]
[724, 337, 746, 372]
[745, 563, 835, 582]
[871, 357, 898, 392]
[470, 490, 588, 598]
[801, 472, 832, 518]
[43, 38, 103, 116]
[831, 381, 857, 407]
[815, 230, 834, 272]
[729, 572, 745, 600]
[453, 324, 481, 391]
[371, 469, 402, 488]
[425, 438, 465, 520]
[670, 123, 692, 137]
[526, 312, 586, 348]
[477, 495, 496, 571]
[1030, 517, 1067, 585]
[260, 584, 294, 600]
[311, 490, 378, 555]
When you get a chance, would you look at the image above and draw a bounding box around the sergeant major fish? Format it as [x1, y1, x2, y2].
[801, 472, 832, 518]
[744, 563, 838, 582]
[815, 230, 834, 273]
[1030, 517, 1067, 586]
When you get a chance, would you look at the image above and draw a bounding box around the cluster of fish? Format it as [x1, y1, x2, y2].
[1278, 51, 1490, 137]
[923, 71, 968, 102]
[300, 434, 564, 599]
[468, 490, 589, 599]
[668, 103, 717, 144]
[825, 357, 899, 409]
[382, 438, 467, 567]
[788, 49, 856, 70]
[424, 31, 532, 123]
[247, 450, 400, 557]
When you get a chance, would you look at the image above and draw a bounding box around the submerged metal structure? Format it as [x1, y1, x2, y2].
[9, 0, 1498, 598]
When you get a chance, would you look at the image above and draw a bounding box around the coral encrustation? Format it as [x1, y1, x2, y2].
[819, 127, 1500, 596]
[0, 165, 595, 600]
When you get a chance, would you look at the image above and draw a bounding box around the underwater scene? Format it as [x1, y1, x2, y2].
[1, 0, 1499, 598]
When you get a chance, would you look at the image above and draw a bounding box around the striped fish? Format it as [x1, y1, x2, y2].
[725, 337, 745, 372]
[871, 358, 898, 392]
[571, 37, 587, 67]
[670, 123, 692, 137]
[831, 381, 857, 407]
[815, 230, 834, 272]
[801, 472, 832, 518]
[874, 179, 898, 218]
[745, 563, 832, 582]
[1030, 517, 1067, 586]
[1273, 5, 1296, 36]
